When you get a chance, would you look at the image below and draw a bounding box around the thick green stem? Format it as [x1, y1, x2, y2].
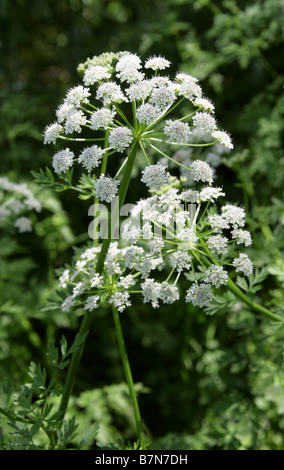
[96, 139, 139, 274]
[111, 305, 143, 444]
[199, 238, 283, 323]
[226, 278, 283, 323]
[57, 310, 93, 420]
[58, 139, 140, 422]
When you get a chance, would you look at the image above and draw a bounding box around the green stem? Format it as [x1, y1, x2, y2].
[226, 278, 283, 323]
[199, 238, 283, 322]
[111, 305, 143, 444]
[96, 139, 139, 274]
[57, 310, 93, 420]
[57, 139, 140, 422]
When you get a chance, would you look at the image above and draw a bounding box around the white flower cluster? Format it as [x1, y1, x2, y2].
[0, 176, 42, 233]
[44, 51, 256, 317]
[93, 174, 120, 202]
[57, 171, 253, 313]
[232, 253, 254, 277]
[141, 279, 179, 309]
[141, 163, 171, 190]
[185, 283, 214, 308]
[190, 160, 214, 185]
[14, 216, 32, 233]
[43, 50, 234, 182]
[52, 148, 74, 174]
[164, 119, 191, 144]
[89, 108, 116, 130]
[108, 126, 133, 153]
[78, 145, 104, 173]
[204, 265, 229, 288]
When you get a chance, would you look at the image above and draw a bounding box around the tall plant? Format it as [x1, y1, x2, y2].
[5, 51, 281, 450]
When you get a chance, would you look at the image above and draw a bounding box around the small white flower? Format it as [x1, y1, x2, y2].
[145, 56, 171, 70]
[93, 175, 120, 203]
[191, 160, 214, 185]
[84, 295, 100, 311]
[116, 53, 144, 83]
[221, 204, 246, 228]
[125, 80, 153, 101]
[78, 145, 104, 172]
[61, 296, 75, 312]
[75, 260, 87, 271]
[108, 126, 133, 152]
[59, 269, 70, 288]
[211, 130, 233, 150]
[90, 273, 104, 288]
[194, 97, 215, 113]
[141, 163, 171, 190]
[233, 253, 253, 276]
[159, 282, 179, 304]
[43, 122, 62, 144]
[52, 148, 74, 174]
[56, 103, 77, 123]
[89, 107, 116, 130]
[72, 281, 86, 298]
[139, 256, 164, 279]
[164, 119, 191, 144]
[64, 110, 87, 134]
[231, 229, 252, 246]
[117, 274, 136, 289]
[116, 53, 141, 69]
[8, 199, 25, 214]
[109, 291, 131, 312]
[148, 238, 164, 254]
[83, 65, 111, 85]
[199, 186, 225, 202]
[24, 196, 42, 213]
[122, 246, 144, 269]
[170, 250, 192, 272]
[208, 214, 230, 233]
[176, 73, 202, 100]
[204, 265, 229, 288]
[80, 246, 100, 261]
[141, 278, 161, 308]
[14, 216, 32, 233]
[176, 227, 198, 248]
[192, 112, 217, 134]
[149, 85, 176, 111]
[65, 85, 91, 107]
[181, 189, 200, 204]
[136, 103, 160, 125]
[185, 282, 215, 307]
[121, 220, 141, 243]
[207, 234, 228, 255]
[96, 81, 126, 106]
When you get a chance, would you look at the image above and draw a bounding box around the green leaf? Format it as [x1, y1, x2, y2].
[47, 342, 59, 367]
[66, 331, 89, 358]
[28, 363, 46, 391]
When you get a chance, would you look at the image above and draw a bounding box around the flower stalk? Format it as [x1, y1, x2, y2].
[199, 238, 283, 323]
[58, 139, 140, 423]
[111, 305, 144, 445]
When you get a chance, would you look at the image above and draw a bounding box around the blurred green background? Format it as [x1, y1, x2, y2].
[0, 0, 284, 449]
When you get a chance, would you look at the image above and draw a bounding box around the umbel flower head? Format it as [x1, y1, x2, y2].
[55, 165, 254, 314]
[42, 51, 246, 317]
[43, 51, 233, 194]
